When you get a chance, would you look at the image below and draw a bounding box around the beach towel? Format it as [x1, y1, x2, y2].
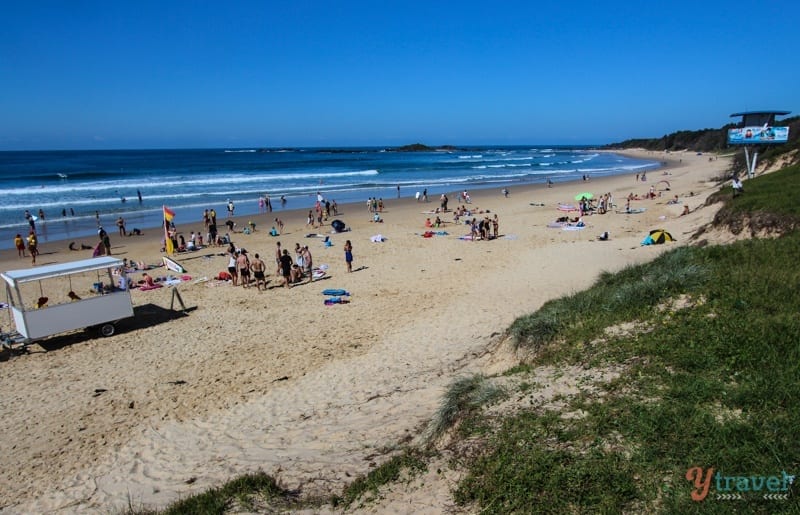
[370, 234, 385, 242]
[557, 204, 578, 212]
[322, 288, 350, 296]
[324, 297, 350, 305]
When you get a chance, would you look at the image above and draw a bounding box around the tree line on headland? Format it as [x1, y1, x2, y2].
[606, 115, 800, 175]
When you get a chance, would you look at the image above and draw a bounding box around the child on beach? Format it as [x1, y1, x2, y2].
[344, 240, 353, 273]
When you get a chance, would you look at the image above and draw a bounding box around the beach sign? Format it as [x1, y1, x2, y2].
[728, 126, 789, 145]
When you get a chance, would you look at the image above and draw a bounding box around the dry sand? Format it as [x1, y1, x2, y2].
[0, 150, 731, 513]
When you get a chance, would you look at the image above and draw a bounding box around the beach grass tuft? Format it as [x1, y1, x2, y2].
[424, 374, 506, 443]
[330, 449, 427, 508]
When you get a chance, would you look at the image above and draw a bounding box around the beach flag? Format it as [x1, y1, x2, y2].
[163, 205, 175, 255]
[163, 205, 176, 222]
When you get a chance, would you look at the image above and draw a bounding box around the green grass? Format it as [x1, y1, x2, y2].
[331, 449, 427, 508]
[708, 163, 800, 234]
[124, 471, 291, 514]
[454, 228, 800, 513]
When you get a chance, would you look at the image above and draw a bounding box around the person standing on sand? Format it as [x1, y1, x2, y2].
[116, 216, 126, 236]
[227, 250, 239, 286]
[237, 250, 250, 288]
[344, 240, 353, 273]
[14, 234, 26, 258]
[302, 246, 313, 282]
[275, 241, 283, 275]
[250, 253, 267, 291]
[280, 249, 294, 288]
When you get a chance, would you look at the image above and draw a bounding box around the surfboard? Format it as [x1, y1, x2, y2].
[163, 256, 187, 274]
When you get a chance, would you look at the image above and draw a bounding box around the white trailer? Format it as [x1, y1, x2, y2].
[1, 256, 133, 344]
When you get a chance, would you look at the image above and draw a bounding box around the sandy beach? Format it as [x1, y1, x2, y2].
[0, 150, 731, 513]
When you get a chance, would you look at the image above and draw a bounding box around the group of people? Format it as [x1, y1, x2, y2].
[14, 232, 38, 264]
[467, 214, 500, 241]
[218, 236, 355, 290]
[578, 193, 614, 216]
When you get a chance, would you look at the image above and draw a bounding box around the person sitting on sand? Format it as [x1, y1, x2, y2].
[424, 217, 433, 228]
[372, 212, 383, 223]
[680, 205, 690, 216]
[667, 195, 680, 205]
[142, 272, 155, 287]
[36, 296, 48, 309]
[68, 291, 82, 301]
[434, 215, 442, 227]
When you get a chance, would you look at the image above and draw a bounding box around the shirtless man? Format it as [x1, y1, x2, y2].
[236, 250, 250, 288]
[250, 253, 266, 290]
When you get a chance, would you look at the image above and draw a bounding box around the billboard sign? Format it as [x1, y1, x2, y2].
[728, 126, 789, 144]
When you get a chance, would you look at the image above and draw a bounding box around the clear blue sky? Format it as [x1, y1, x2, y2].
[1, 0, 797, 150]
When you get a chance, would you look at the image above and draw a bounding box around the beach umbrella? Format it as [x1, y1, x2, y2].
[642, 229, 675, 245]
[575, 192, 593, 201]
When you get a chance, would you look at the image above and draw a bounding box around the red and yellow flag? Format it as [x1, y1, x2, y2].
[163, 205, 176, 222]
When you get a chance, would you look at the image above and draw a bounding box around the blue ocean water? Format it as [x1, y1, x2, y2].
[0, 147, 659, 249]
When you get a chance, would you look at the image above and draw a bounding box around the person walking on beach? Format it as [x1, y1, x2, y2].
[101, 229, 111, 255]
[27, 231, 38, 264]
[274, 218, 284, 234]
[116, 216, 126, 236]
[227, 200, 235, 218]
[344, 240, 353, 273]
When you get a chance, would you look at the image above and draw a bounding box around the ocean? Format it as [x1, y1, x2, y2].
[0, 147, 659, 250]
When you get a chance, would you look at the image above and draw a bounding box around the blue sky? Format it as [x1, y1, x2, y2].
[1, 0, 797, 150]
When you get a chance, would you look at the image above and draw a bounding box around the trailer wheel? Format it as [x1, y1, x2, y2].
[99, 323, 116, 337]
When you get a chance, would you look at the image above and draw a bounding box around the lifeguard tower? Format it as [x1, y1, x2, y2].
[728, 110, 791, 178]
